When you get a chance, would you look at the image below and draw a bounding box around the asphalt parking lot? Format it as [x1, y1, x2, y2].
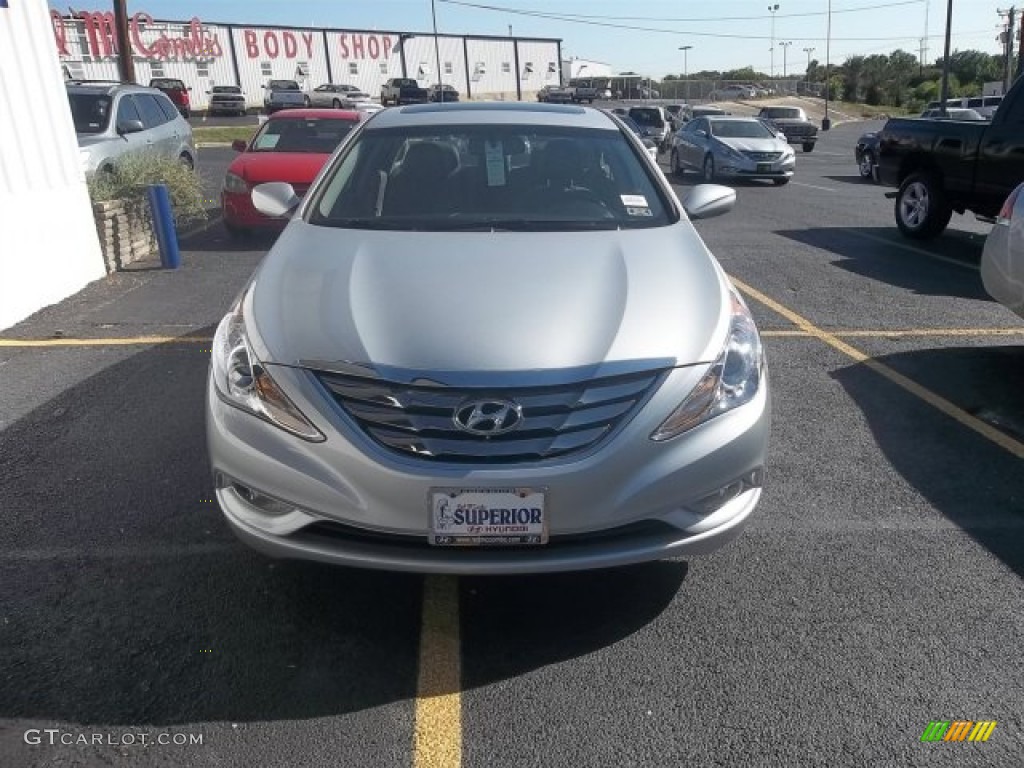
[1, 120, 1023, 767]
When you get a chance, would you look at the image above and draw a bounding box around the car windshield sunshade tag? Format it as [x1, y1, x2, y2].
[485, 140, 506, 187]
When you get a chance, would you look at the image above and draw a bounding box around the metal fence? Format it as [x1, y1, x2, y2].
[627, 78, 821, 103]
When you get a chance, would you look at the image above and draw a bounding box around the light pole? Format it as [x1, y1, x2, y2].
[823, 0, 832, 130]
[802, 46, 815, 93]
[430, 0, 444, 102]
[779, 41, 792, 78]
[679, 45, 692, 101]
[768, 4, 780, 79]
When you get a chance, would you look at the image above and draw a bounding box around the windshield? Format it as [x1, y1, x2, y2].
[710, 120, 775, 139]
[762, 108, 803, 120]
[310, 125, 673, 231]
[212, 86, 241, 94]
[628, 108, 664, 127]
[67, 93, 112, 134]
[269, 80, 300, 91]
[249, 117, 358, 153]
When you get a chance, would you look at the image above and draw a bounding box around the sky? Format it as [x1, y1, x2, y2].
[59, 1, 1007, 77]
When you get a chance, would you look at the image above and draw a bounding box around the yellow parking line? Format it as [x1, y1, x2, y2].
[731, 276, 1024, 460]
[413, 575, 461, 768]
[760, 328, 1024, 339]
[0, 336, 212, 347]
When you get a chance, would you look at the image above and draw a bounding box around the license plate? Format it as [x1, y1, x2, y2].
[429, 488, 547, 546]
[757, 163, 772, 172]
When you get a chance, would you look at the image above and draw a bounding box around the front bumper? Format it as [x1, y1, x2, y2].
[222, 190, 286, 229]
[206, 360, 771, 574]
[716, 155, 796, 180]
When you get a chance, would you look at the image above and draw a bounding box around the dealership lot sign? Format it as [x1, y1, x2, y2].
[51, 10, 223, 59]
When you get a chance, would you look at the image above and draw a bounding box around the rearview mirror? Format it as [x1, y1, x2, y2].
[117, 119, 145, 136]
[251, 182, 301, 219]
[231, 139, 247, 152]
[682, 184, 736, 221]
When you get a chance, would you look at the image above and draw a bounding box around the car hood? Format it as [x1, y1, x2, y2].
[229, 152, 332, 186]
[715, 137, 788, 152]
[247, 221, 730, 372]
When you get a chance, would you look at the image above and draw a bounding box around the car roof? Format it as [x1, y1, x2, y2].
[267, 108, 362, 121]
[66, 82, 164, 97]
[366, 102, 617, 130]
[706, 115, 760, 122]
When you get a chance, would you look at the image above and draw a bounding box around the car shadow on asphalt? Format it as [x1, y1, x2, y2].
[821, 175, 876, 186]
[774, 227, 990, 299]
[832, 344, 1024, 579]
[0, 330, 684, 725]
[178, 221, 281, 254]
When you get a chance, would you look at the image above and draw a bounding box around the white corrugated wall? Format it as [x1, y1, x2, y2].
[514, 41, 561, 98]
[325, 30, 401, 96]
[465, 38, 517, 100]
[231, 25, 330, 107]
[0, 0, 104, 331]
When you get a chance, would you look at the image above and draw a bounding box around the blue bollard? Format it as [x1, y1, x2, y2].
[147, 183, 181, 269]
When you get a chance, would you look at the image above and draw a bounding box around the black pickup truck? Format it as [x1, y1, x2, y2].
[380, 78, 429, 106]
[877, 76, 1024, 238]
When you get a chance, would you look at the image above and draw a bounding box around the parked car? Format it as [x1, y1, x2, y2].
[208, 85, 246, 117]
[710, 85, 755, 101]
[428, 84, 461, 102]
[308, 83, 372, 109]
[919, 107, 987, 121]
[690, 105, 728, 120]
[671, 115, 795, 185]
[206, 103, 769, 574]
[66, 81, 196, 175]
[149, 77, 191, 117]
[263, 80, 305, 114]
[628, 106, 671, 150]
[221, 109, 362, 236]
[966, 95, 1003, 119]
[877, 74, 1024, 238]
[981, 183, 1024, 320]
[537, 84, 574, 103]
[855, 131, 880, 180]
[757, 106, 818, 152]
[612, 113, 660, 161]
[664, 104, 690, 131]
[380, 77, 429, 106]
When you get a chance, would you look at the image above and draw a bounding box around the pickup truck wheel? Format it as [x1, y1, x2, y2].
[802, 142, 815, 153]
[858, 151, 875, 179]
[896, 172, 952, 239]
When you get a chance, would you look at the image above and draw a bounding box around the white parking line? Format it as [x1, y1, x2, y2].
[791, 181, 837, 192]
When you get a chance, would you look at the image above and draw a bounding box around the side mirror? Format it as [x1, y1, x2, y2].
[694, 129, 707, 138]
[683, 184, 736, 221]
[231, 139, 247, 152]
[251, 182, 301, 219]
[117, 119, 145, 135]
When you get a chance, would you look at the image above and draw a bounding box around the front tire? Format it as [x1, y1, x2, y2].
[772, 177, 790, 186]
[895, 171, 952, 239]
[858, 151, 875, 179]
[178, 152, 194, 171]
[803, 142, 815, 153]
[703, 154, 716, 182]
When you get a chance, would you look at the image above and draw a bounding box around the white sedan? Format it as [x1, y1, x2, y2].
[308, 83, 374, 109]
[981, 183, 1024, 320]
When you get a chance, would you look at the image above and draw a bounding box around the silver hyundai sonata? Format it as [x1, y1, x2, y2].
[206, 102, 771, 574]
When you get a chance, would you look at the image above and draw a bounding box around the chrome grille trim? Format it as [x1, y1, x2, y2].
[315, 367, 668, 463]
[742, 151, 783, 161]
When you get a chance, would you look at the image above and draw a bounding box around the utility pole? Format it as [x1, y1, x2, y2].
[768, 4, 780, 79]
[802, 46, 815, 93]
[998, 7, 1017, 92]
[938, 0, 953, 115]
[921, 0, 930, 75]
[431, 0, 443, 101]
[824, 0, 832, 129]
[1018, 13, 1024, 78]
[779, 41, 792, 78]
[112, 0, 135, 83]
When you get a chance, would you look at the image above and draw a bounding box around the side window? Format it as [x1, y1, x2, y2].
[154, 94, 180, 122]
[1000, 93, 1024, 124]
[135, 94, 169, 128]
[116, 96, 142, 127]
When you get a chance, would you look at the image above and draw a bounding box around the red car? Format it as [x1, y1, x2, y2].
[222, 109, 362, 236]
[149, 78, 191, 117]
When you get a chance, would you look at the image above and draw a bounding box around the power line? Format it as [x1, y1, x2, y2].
[438, 0, 991, 43]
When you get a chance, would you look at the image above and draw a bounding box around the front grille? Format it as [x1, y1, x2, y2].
[742, 151, 783, 161]
[315, 367, 667, 464]
[781, 125, 813, 136]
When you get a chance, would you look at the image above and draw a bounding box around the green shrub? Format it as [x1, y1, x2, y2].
[87, 154, 206, 227]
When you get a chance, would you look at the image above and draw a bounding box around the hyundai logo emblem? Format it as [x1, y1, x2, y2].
[453, 399, 523, 436]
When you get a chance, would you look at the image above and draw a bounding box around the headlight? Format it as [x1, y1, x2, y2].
[651, 290, 764, 441]
[211, 298, 325, 442]
[718, 143, 745, 161]
[223, 172, 249, 194]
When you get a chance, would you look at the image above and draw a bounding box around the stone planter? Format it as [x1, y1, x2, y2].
[92, 198, 158, 272]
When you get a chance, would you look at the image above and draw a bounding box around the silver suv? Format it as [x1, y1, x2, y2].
[67, 81, 196, 175]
